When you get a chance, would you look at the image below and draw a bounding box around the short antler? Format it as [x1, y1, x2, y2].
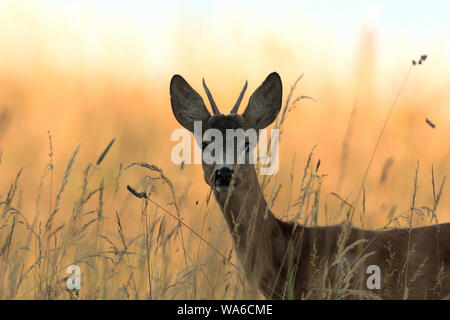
[230, 80, 248, 113]
[202, 78, 221, 115]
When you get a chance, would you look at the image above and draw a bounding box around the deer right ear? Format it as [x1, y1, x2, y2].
[170, 75, 211, 132]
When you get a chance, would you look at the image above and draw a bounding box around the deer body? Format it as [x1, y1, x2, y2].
[170, 72, 450, 299]
[214, 163, 450, 299]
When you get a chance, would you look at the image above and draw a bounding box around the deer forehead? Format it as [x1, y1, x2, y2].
[204, 114, 248, 134]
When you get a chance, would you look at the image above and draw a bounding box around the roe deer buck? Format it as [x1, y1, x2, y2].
[169, 72, 450, 299]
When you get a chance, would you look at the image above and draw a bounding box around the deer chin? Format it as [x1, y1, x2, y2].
[214, 182, 237, 194]
[214, 185, 229, 193]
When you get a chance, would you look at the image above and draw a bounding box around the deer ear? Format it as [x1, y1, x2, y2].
[243, 72, 282, 129]
[170, 75, 211, 132]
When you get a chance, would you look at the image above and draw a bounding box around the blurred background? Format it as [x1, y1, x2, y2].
[0, 0, 449, 299]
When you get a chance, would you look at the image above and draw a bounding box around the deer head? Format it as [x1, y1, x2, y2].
[170, 72, 282, 192]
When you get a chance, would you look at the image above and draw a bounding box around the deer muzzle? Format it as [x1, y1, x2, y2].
[214, 166, 234, 190]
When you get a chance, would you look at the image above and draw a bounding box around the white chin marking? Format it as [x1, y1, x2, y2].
[214, 185, 229, 193]
[214, 185, 236, 193]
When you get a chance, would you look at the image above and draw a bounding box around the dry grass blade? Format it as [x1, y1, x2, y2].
[45, 145, 80, 233]
[349, 63, 416, 223]
[2, 167, 23, 217]
[96, 138, 115, 165]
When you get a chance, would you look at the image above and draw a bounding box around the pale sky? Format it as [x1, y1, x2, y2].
[2, 0, 448, 81]
[42, 0, 450, 65]
[45, 0, 450, 42]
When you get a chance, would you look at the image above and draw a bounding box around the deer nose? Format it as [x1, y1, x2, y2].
[215, 167, 233, 186]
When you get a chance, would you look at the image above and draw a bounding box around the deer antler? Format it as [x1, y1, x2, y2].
[230, 80, 248, 114]
[202, 78, 220, 115]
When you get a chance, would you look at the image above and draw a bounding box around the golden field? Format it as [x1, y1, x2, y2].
[0, 1, 449, 299]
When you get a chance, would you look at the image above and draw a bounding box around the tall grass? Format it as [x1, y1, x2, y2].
[0, 137, 249, 299]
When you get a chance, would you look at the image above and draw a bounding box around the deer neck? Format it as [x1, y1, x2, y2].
[213, 165, 274, 245]
[212, 165, 294, 299]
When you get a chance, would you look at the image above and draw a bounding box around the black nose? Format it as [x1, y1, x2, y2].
[215, 168, 233, 186]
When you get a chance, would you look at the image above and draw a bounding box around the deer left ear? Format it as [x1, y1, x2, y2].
[243, 72, 282, 129]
